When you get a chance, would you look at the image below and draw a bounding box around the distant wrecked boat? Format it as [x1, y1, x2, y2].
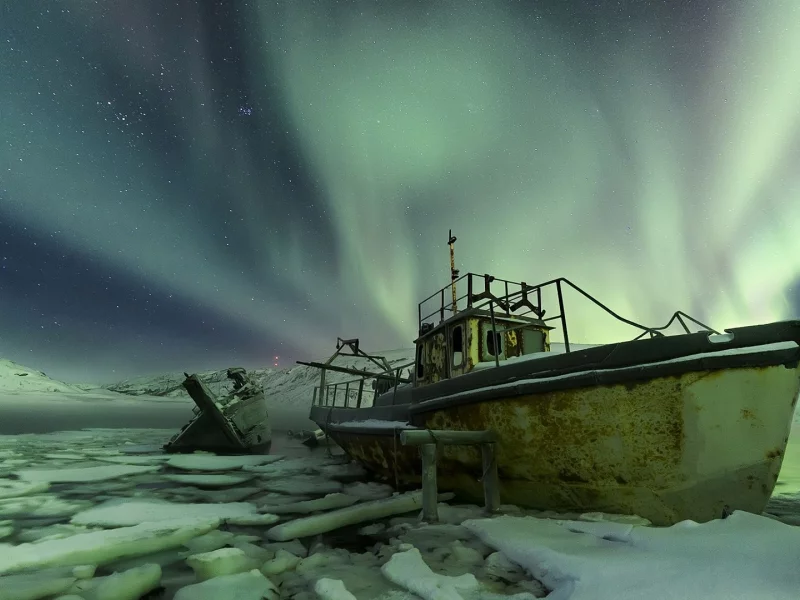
[164, 367, 272, 454]
[304, 231, 800, 525]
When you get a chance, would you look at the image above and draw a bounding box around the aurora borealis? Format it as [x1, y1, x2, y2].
[1, 0, 799, 383]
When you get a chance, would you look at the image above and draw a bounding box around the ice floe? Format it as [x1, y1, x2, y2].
[0, 479, 49, 500]
[162, 473, 255, 487]
[464, 510, 800, 600]
[71, 498, 279, 527]
[0, 518, 219, 574]
[15, 464, 160, 483]
[66, 563, 162, 600]
[166, 453, 284, 471]
[186, 547, 262, 580]
[172, 569, 278, 600]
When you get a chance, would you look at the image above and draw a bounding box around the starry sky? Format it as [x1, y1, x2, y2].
[1, 0, 799, 384]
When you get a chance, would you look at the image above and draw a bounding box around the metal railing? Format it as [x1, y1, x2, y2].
[312, 360, 415, 408]
[418, 273, 718, 352]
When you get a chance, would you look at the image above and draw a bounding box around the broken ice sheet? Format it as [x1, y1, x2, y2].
[162, 485, 263, 504]
[0, 518, 219, 574]
[260, 493, 359, 515]
[94, 455, 171, 466]
[161, 473, 255, 488]
[17, 523, 100, 543]
[67, 563, 162, 600]
[0, 570, 77, 600]
[166, 453, 284, 471]
[173, 569, 278, 600]
[260, 475, 343, 496]
[186, 547, 262, 581]
[15, 464, 161, 483]
[243, 456, 342, 477]
[0, 478, 49, 499]
[0, 494, 91, 518]
[71, 498, 279, 527]
[464, 511, 800, 600]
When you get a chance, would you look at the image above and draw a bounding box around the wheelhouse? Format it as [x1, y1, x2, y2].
[414, 274, 554, 387]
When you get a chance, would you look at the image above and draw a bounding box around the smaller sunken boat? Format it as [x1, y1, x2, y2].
[164, 367, 272, 454]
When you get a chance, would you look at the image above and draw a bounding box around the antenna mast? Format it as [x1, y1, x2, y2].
[448, 229, 459, 315]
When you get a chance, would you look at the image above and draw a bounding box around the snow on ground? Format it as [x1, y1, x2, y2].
[0, 359, 88, 394]
[0, 427, 799, 599]
[101, 347, 417, 407]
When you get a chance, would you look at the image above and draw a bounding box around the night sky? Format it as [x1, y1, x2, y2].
[2, 0, 799, 383]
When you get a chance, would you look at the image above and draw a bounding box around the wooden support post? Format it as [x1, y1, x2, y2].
[481, 442, 500, 513]
[400, 429, 497, 446]
[421, 443, 439, 522]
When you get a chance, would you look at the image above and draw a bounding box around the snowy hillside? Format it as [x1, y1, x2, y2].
[0, 359, 88, 394]
[103, 348, 417, 408]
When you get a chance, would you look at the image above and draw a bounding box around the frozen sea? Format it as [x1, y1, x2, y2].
[1, 390, 800, 600]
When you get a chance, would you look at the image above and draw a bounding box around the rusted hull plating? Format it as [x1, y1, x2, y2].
[324, 364, 800, 525]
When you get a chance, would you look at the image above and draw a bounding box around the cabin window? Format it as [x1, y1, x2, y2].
[416, 344, 425, 379]
[486, 329, 503, 357]
[451, 325, 464, 367]
[522, 329, 545, 354]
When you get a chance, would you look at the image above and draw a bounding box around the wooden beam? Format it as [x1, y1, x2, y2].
[400, 429, 497, 446]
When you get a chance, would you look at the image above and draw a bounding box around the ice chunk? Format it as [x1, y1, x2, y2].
[261, 539, 308, 558]
[484, 552, 527, 583]
[381, 547, 479, 600]
[260, 549, 301, 576]
[0, 571, 76, 600]
[252, 492, 313, 506]
[464, 511, 800, 600]
[260, 493, 359, 515]
[266, 491, 454, 541]
[43, 453, 87, 460]
[342, 482, 394, 501]
[0, 518, 219, 575]
[186, 548, 261, 581]
[162, 473, 255, 487]
[94, 455, 170, 466]
[72, 499, 279, 527]
[173, 569, 278, 600]
[0, 479, 49, 499]
[260, 476, 343, 496]
[314, 578, 358, 600]
[167, 454, 284, 471]
[15, 465, 160, 483]
[243, 456, 340, 477]
[183, 530, 237, 554]
[0, 495, 90, 518]
[165, 485, 262, 503]
[71, 565, 95, 579]
[67, 563, 161, 600]
[17, 524, 97, 543]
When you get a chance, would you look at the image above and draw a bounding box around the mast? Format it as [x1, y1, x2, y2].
[448, 229, 459, 314]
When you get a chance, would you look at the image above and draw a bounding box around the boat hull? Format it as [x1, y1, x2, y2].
[316, 363, 800, 525]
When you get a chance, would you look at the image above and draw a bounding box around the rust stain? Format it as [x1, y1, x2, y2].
[740, 408, 756, 420]
[327, 364, 796, 525]
[766, 447, 783, 459]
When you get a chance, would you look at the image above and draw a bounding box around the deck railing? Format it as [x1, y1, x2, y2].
[418, 273, 718, 352]
[312, 359, 415, 408]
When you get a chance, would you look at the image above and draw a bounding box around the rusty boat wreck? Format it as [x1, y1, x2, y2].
[305, 244, 800, 525]
[164, 367, 272, 454]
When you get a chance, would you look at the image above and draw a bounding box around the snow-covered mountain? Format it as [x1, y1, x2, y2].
[0, 359, 88, 394]
[103, 348, 417, 408]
